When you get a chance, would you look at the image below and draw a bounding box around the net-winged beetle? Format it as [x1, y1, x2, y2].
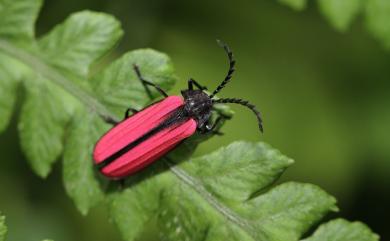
[93, 40, 263, 179]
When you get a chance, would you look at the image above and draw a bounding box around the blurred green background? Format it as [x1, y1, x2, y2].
[1, 0, 389, 240]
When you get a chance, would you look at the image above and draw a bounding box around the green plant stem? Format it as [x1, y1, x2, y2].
[167, 160, 261, 239]
[0, 39, 117, 122]
[0, 38, 259, 240]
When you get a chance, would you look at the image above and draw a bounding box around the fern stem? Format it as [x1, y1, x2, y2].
[0, 39, 118, 122]
[167, 161, 263, 240]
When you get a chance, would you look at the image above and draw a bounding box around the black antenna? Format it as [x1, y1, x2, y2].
[213, 98, 263, 133]
[209, 40, 236, 98]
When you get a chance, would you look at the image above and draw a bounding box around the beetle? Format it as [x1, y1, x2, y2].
[93, 40, 263, 179]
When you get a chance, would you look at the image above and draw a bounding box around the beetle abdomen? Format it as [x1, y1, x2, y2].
[93, 96, 196, 178]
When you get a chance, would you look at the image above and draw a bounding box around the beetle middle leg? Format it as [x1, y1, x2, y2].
[133, 64, 168, 99]
[124, 108, 139, 119]
[198, 106, 233, 135]
[101, 107, 139, 125]
[199, 116, 225, 135]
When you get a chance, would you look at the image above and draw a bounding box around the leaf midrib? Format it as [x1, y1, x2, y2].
[168, 162, 264, 240]
[0, 39, 114, 121]
[0, 38, 261, 241]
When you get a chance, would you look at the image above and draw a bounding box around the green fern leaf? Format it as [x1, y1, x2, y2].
[18, 75, 75, 177]
[302, 218, 379, 241]
[276, 0, 390, 49]
[365, 0, 390, 48]
[0, 53, 24, 133]
[0, 0, 42, 43]
[318, 0, 363, 31]
[62, 110, 108, 214]
[108, 142, 339, 241]
[92, 49, 176, 116]
[38, 11, 123, 77]
[0, 0, 379, 240]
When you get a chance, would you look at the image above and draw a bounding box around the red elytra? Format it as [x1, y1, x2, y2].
[93, 96, 197, 178]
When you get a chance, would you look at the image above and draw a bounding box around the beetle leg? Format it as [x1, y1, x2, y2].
[199, 116, 224, 136]
[133, 64, 168, 99]
[188, 78, 208, 91]
[209, 116, 225, 135]
[118, 179, 126, 190]
[101, 115, 120, 126]
[124, 108, 139, 119]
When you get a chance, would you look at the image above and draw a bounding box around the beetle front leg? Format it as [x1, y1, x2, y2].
[188, 78, 208, 91]
[208, 116, 225, 135]
[199, 116, 224, 135]
[133, 64, 168, 99]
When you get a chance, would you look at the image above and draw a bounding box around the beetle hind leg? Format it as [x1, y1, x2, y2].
[117, 179, 126, 190]
[100, 114, 120, 126]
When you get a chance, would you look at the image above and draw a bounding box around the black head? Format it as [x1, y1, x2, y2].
[181, 89, 213, 127]
[181, 40, 264, 133]
[182, 89, 212, 116]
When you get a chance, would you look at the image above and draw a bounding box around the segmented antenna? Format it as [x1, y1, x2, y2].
[214, 98, 263, 133]
[209, 40, 236, 98]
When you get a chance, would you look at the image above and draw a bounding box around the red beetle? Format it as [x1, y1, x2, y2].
[93, 41, 263, 179]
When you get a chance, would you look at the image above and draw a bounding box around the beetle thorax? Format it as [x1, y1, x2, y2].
[182, 90, 213, 120]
